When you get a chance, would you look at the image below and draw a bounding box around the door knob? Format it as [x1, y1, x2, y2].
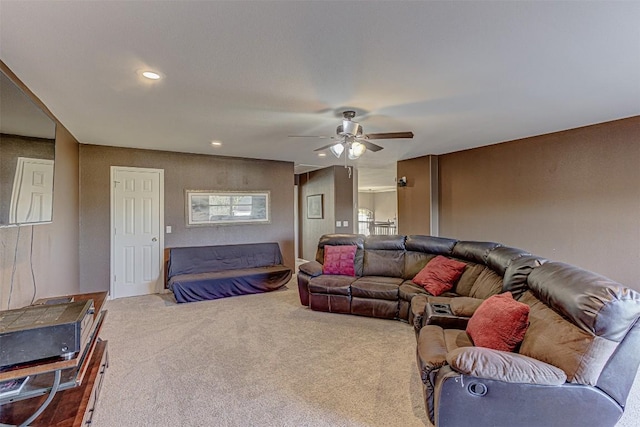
[152, 237, 158, 242]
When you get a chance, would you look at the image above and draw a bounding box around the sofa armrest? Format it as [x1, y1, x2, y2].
[298, 260, 323, 277]
[433, 365, 621, 427]
[417, 325, 449, 422]
[446, 347, 566, 385]
[448, 297, 483, 317]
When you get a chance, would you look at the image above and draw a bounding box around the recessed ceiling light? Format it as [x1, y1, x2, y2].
[211, 141, 222, 147]
[318, 153, 326, 157]
[141, 71, 161, 80]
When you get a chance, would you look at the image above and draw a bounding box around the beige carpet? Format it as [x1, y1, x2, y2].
[91, 274, 640, 427]
[91, 280, 429, 427]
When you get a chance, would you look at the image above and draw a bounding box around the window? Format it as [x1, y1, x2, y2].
[186, 191, 269, 225]
[358, 208, 374, 235]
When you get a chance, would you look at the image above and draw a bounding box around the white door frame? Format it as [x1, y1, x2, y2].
[110, 166, 165, 298]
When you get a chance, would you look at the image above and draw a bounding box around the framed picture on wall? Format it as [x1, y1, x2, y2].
[307, 194, 323, 219]
[186, 190, 270, 226]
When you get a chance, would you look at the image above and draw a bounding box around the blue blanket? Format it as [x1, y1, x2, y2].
[168, 243, 292, 303]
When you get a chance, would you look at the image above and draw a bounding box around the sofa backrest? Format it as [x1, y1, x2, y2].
[168, 242, 284, 277]
[519, 261, 640, 404]
[315, 234, 366, 276]
[314, 234, 541, 300]
[363, 235, 406, 277]
[404, 235, 457, 279]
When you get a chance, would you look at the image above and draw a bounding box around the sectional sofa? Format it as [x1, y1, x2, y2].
[297, 233, 640, 427]
[297, 234, 543, 323]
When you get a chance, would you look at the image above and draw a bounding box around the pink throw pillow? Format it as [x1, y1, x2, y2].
[412, 255, 466, 296]
[466, 292, 530, 352]
[322, 245, 357, 276]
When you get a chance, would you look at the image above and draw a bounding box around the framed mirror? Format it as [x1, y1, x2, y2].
[0, 69, 56, 226]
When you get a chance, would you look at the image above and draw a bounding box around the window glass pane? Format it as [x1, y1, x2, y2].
[233, 195, 252, 205]
[210, 205, 231, 216]
[210, 195, 231, 205]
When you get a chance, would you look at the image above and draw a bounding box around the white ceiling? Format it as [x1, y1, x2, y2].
[1, 1, 639, 191]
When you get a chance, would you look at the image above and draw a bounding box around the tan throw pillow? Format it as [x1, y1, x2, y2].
[447, 347, 567, 385]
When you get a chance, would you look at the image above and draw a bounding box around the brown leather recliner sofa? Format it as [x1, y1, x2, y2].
[297, 233, 640, 427]
[297, 233, 543, 324]
[418, 261, 640, 427]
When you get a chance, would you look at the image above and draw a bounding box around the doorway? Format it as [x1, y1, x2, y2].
[110, 166, 164, 298]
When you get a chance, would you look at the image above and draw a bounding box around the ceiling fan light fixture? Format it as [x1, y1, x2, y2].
[329, 143, 344, 158]
[339, 120, 361, 136]
[348, 142, 366, 160]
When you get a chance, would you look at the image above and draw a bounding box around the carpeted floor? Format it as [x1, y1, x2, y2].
[92, 273, 640, 427]
[91, 278, 429, 427]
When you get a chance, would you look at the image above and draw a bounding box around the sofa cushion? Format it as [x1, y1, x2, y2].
[449, 296, 484, 317]
[308, 275, 357, 296]
[451, 241, 502, 264]
[322, 245, 357, 276]
[469, 268, 503, 299]
[466, 292, 530, 352]
[447, 347, 567, 385]
[403, 251, 436, 280]
[316, 234, 365, 276]
[443, 328, 474, 351]
[399, 281, 427, 302]
[418, 325, 449, 371]
[298, 260, 323, 277]
[453, 263, 485, 296]
[412, 256, 467, 296]
[363, 249, 405, 277]
[351, 276, 402, 300]
[518, 291, 618, 386]
[527, 261, 640, 342]
[485, 245, 530, 276]
[405, 235, 457, 255]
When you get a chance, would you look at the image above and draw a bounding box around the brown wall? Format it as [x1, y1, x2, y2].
[438, 116, 640, 289]
[79, 144, 295, 293]
[0, 62, 80, 308]
[397, 156, 433, 235]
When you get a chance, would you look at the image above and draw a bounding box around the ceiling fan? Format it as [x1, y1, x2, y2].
[289, 110, 414, 159]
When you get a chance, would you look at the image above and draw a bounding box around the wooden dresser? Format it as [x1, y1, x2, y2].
[0, 292, 109, 426]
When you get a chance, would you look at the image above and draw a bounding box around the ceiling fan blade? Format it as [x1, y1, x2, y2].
[288, 135, 332, 139]
[313, 142, 341, 152]
[358, 140, 384, 152]
[364, 131, 414, 140]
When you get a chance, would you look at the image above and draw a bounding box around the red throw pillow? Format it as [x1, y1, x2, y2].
[466, 292, 530, 352]
[412, 255, 466, 296]
[322, 245, 357, 276]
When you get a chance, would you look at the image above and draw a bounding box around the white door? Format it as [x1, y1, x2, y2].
[9, 157, 54, 223]
[111, 167, 164, 299]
